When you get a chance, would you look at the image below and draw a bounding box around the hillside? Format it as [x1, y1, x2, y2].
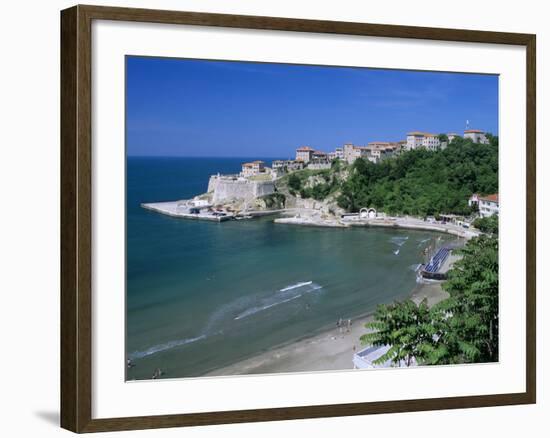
[278, 136, 498, 217]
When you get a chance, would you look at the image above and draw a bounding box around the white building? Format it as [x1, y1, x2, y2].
[343, 143, 365, 164]
[295, 146, 315, 163]
[464, 129, 490, 144]
[478, 194, 499, 217]
[343, 143, 355, 163]
[308, 150, 331, 169]
[406, 132, 442, 151]
[421, 134, 441, 151]
[406, 131, 425, 150]
[468, 193, 480, 208]
[366, 142, 396, 162]
[272, 159, 305, 174]
[342, 142, 399, 164]
[311, 150, 329, 163]
[328, 147, 344, 161]
[241, 160, 265, 178]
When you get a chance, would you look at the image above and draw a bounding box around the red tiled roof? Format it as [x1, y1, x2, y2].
[464, 129, 484, 133]
[480, 194, 498, 202]
[296, 146, 314, 151]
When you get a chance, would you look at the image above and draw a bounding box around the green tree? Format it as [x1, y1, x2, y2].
[473, 215, 499, 234]
[331, 158, 342, 171]
[361, 299, 440, 367]
[361, 231, 499, 366]
[288, 173, 301, 191]
[338, 137, 498, 216]
[435, 235, 499, 363]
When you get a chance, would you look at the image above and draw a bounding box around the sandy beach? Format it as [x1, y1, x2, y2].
[205, 281, 449, 376]
[276, 213, 480, 239]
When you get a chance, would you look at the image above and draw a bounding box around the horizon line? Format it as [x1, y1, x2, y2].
[127, 155, 294, 159]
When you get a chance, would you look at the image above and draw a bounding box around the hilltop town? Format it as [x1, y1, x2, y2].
[142, 127, 498, 236]
[251, 128, 490, 178]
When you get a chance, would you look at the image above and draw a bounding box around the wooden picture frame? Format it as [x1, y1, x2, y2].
[60, 4, 536, 433]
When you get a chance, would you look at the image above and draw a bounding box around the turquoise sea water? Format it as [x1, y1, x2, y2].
[126, 157, 453, 380]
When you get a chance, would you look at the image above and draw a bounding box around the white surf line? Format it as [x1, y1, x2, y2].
[129, 334, 207, 360]
[280, 281, 313, 292]
[234, 294, 303, 321]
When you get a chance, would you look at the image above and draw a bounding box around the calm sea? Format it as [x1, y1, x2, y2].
[126, 157, 452, 379]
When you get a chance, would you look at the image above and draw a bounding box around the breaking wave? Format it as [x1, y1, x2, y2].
[129, 334, 207, 360]
[234, 294, 302, 320]
[390, 236, 409, 247]
[129, 281, 323, 360]
[234, 281, 322, 321]
[280, 281, 313, 292]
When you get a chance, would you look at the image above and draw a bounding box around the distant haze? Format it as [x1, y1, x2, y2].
[126, 56, 499, 158]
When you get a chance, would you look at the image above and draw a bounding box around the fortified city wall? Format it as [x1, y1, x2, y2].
[208, 175, 275, 204]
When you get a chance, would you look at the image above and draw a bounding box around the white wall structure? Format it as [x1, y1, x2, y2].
[464, 129, 490, 144]
[343, 143, 356, 163]
[334, 147, 344, 160]
[208, 175, 275, 203]
[241, 160, 265, 177]
[479, 194, 499, 217]
[367, 142, 396, 161]
[406, 132, 425, 150]
[407, 132, 441, 150]
[295, 146, 314, 162]
[421, 134, 441, 151]
[307, 162, 331, 170]
[343, 143, 368, 163]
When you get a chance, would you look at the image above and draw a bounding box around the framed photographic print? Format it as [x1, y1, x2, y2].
[60, 4, 536, 433]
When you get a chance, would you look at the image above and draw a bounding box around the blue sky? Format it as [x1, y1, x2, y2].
[126, 56, 498, 158]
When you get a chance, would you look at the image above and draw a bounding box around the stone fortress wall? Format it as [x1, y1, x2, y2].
[208, 175, 275, 204]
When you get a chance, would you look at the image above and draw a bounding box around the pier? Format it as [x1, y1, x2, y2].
[420, 247, 460, 280]
[141, 201, 234, 222]
[141, 200, 290, 222]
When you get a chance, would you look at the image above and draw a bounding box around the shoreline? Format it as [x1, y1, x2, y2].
[203, 281, 449, 377]
[142, 196, 479, 241]
[275, 215, 480, 239]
